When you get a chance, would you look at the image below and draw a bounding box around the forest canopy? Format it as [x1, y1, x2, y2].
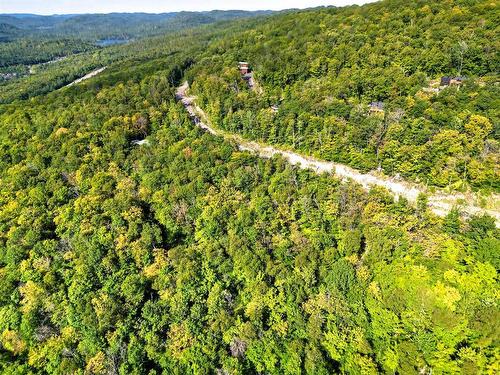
[186, 0, 499, 191]
[0, 0, 499, 374]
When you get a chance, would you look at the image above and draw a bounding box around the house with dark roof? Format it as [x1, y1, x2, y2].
[369, 101, 384, 113]
[440, 76, 452, 86]
[441, 76, 466, 86]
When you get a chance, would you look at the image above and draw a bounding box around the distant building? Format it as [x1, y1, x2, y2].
[0, 72, 17, 81]
[441, 76, 465, 86]
[238, 62, 250, 75]
[369, 101, 384, 113]
[440, 76, 451, 86]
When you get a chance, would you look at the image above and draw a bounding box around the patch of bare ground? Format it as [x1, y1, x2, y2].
[176, 82, 500, 227]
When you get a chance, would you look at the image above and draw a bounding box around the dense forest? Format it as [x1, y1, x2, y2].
[0, 39, 96, 67]
[0, 10, 272, 98]
[0, 0, 499, 374]
[186, 0, 499, 191]
[0, 13, 274, 103]
[0, 11, 273, 42]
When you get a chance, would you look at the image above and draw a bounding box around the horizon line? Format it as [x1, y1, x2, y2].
[0, 3, 374, 17]
[1, 9, 281, 16]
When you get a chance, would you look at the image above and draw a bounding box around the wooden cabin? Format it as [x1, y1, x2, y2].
[238, 62, 249, 75]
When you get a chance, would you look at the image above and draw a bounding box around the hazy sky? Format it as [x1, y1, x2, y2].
[1, 0, 375, 15]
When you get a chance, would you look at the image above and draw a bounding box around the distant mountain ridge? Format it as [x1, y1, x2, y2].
[0, 11, 274, 41]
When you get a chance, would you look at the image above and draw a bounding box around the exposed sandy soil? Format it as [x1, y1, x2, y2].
[65, 67, 107, 87]
[176, 82, 500, 226]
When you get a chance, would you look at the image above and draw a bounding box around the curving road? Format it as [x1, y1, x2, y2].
[65, 67, 107, 87]
[176, 82, 500, 226]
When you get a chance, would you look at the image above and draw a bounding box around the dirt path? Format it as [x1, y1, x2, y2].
[176, 82, 500, 226]
[65, 67, 107, 87]
[30, 56, 69, 75]
[247, 74, 263, 94]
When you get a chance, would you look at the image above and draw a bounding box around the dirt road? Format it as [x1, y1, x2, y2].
[66, 67, 107, 87]
[176, 81, 500, 226]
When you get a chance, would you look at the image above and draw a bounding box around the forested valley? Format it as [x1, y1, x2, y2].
[0, 11, 271, 101]
[0, 0, 499, 374]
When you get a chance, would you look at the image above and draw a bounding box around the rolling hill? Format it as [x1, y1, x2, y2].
[0, 11, 274, 41]
[0, 1, 498, 374]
